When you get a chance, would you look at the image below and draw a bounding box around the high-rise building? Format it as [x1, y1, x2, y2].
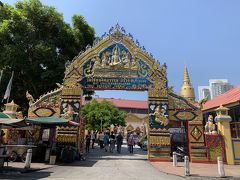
[209, 79, 234, 99]
[198, 79, 234, 100]
[198, 86, 211, 100]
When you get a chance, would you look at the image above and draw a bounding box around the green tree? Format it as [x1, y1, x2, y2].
[0, 0, 95, 114]
[81, 100, 126, 131]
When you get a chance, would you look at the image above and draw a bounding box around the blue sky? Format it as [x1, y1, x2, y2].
[3, 0, 240, 100]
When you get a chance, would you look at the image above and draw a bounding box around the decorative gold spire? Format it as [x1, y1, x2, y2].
[180, 66, 195, 101]
[3, 100, 19, 118]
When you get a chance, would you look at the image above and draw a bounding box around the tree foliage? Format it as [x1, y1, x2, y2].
[0, 0, 95, 114]
[81, 100, 126, 131]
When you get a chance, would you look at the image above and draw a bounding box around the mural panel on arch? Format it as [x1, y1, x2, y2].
[80, 43, 152, 90]
[149, 102, 169, 129]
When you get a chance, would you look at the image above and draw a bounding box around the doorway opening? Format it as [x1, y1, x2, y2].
[170, 121, 189, 160]
[83, 90, 149, 158]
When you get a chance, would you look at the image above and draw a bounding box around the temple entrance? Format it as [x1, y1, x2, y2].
[61, 25, 205, 161]
[28, 24, 207, 162]
[83, 90, 148, 158]
[64, 25, 172, 160]
[93, 90, 148, 138]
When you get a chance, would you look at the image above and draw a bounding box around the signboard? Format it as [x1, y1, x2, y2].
[80, 77, 151, 90]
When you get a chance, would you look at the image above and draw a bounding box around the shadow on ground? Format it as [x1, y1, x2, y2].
[0, 171, 52, 180]
[0, 143, 148, 179]
[60, 142, 147, 167]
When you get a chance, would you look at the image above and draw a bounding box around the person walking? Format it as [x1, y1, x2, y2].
[116, 132, 123, 154]
[91, 131, 96, 149]
[128, 133, 134, 153]
[98, 131, 104, 149]
[109, 131, 115, 153]
[103, 132, 109, 152]
[85, 133, 91, 153]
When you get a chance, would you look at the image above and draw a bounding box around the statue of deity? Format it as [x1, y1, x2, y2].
[92, 56, 101, 71]
[63, 105, 74, 120]
[131, 57, 139, 70]
[101, 53, 108, 68]
[111, 46, 120, 66]
[122, 51, 130, 68]
[204, 115, 217, 134]
[140, 121, 147, 136]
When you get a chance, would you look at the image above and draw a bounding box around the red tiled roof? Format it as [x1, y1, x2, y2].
[202, 85, 240, 111]
[82, 98, 148, 109]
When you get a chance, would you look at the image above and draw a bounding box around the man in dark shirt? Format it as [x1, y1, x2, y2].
[116, 132, 123, 153]
[85, 133, 91, 153]
[109, 132, 115, 153]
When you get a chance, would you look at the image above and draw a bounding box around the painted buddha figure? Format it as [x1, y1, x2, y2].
[111, 45, 120, 66]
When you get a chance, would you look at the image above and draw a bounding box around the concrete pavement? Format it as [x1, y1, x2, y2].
[1, 143, 184, 180]
[152, 161, 240, 179]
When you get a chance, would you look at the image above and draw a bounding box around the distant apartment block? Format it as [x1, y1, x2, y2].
[198, 86, 211, 100]
[198, 79, 234, 100]
[209, 79, 234, 99]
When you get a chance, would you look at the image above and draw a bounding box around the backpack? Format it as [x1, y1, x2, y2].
[128, 136, 134, 145]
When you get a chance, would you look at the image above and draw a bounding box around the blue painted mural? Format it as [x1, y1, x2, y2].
[81, 43, 152, 90]
[149, 102, 170, 129]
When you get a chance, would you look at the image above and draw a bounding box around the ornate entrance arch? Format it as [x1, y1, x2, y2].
[63, 24, 171, 160]
[27, 24, 207, 162]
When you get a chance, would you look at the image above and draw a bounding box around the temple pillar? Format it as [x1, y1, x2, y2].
[214, 105, 234, 165]
[148, 80, 171, 161]
[60, 87, 83, 151]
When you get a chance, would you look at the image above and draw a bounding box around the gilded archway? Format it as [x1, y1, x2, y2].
[27, 24, 207, 162]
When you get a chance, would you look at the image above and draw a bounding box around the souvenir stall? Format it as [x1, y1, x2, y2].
[0, 115, 78, 164]
[25, 116, 79, 163]
[0, 118, 37, 166]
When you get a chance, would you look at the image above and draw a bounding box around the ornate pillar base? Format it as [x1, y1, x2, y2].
[188, 121, 208, 163]
[148, 129, 171, 162]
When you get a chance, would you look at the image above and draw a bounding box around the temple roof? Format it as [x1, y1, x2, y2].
[202, 85, 240, 112]
[82, 98, 148, 109]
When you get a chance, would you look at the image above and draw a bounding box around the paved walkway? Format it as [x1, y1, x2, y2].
[0, 162, 56, 175]
[152, 161, 240, 179]
[1, 143, 183, 180]
[3, 143, 239, 179]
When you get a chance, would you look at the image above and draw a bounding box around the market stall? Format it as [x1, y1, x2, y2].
[25, 116, 79, 163]
[0, 116, 79, 164]
[0, 118, 29, 166]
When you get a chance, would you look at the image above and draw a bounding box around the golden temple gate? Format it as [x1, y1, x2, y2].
[27, 24, 207, 162]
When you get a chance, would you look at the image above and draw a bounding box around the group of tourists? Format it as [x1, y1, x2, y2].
[101, 131, 124, 153]
[85, 131, 136, 154]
